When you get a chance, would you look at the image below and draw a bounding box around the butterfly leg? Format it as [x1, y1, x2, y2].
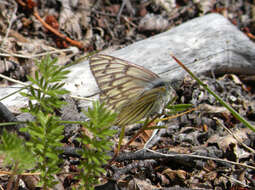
[108, 126, 126, 164]
[117, 126, 126, 153]
[121, 115, 159, 151]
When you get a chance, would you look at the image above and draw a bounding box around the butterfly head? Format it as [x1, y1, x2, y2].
[143, 78, 176, 115]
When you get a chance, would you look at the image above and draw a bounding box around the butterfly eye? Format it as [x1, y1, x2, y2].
[151, 80, 166, 88]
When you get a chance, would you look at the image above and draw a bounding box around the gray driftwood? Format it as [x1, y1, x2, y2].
[1, 13, 255, 112]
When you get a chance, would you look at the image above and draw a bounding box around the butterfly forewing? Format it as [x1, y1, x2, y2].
[89, 54, 160, 113]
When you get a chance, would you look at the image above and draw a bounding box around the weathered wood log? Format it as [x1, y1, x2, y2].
[1, 13, 255, 112]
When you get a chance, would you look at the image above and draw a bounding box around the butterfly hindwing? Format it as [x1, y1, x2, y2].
[116, 86, 167, 126]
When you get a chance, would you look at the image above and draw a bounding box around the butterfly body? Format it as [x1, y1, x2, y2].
[89, 54, 176, 126]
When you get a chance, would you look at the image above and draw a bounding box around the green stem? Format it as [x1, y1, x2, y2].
[171, 55, 255, 132]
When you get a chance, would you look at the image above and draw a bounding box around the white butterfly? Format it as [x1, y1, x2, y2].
[89, 54, 176, 127]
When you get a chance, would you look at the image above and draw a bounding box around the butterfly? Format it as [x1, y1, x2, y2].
[89, 54, 176, 127]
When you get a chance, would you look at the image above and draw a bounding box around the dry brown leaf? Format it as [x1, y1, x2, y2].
[162, 168, 187, 181]
[128, 178, 158, 190]
[204, 171, 217, 181]
[156, 172, 170, 186]
[207, 128, 252, 161]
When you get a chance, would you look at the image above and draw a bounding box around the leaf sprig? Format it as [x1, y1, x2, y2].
[20, 55, 69, 188]
[76, 101, 117, 190]
[0, 55, 117, 190]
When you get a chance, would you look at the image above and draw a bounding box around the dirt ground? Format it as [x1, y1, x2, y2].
[0, 0, 255, 189]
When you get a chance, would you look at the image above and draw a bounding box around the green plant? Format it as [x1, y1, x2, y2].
[0, 55, 118, 189]
[0, 130, 36, 190]
[20, 55, 69, 188]
[76, 101, 117, 190]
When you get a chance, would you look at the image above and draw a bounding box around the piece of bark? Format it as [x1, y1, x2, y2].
[1, 13, 255, 112]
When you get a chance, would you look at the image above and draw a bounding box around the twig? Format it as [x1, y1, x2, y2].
[0, 47, 77, 59]
[0, 74, 27, 86]
[103, 18, 115, 39]
[117, 0, 127, 21]
[143, 148, 255, 170]
[33, 9, 84, 50]
[69, 95, 95, 102]
[221, 173, 250, 188]
[114, 148, 255, 171]
[156, 107, 196, 122]
[0, 171, 40, 176]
